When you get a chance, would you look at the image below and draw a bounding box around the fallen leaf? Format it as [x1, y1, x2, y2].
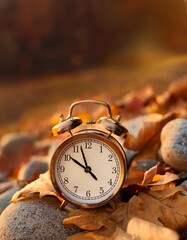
[120, 184, 149, 202]
[123, 159, 145, 186]
[123, 112, 177, 151]
[117, 85, 156, 115]
[64, 189, 187, 238]
[146, 78, 187, 117]
[141, 167, 179, 192]
[127, 217, 179, 240]
[148, 185, 184, 200]
[63, 207, 114, 231]
[67, 227, 139, 240]
[11, 171, 64, 203]
[141, 165, 158, 185]
[113, 190, 187, 232]
[149, 182, 177, 191]
[157, 79, 187, 108]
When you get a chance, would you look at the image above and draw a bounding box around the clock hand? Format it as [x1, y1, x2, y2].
[80, 146, 88, 167]
[89, 170, 97, 181]
[70, 156, 86, 170]
[70, 156, 97, 180]
[80, 146, 97, 181]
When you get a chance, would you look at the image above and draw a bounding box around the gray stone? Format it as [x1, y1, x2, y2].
[0, 185, 19, 214]
[160, 118, 187, 171]
[18, 156, 48, 181]
[0, 132, 34, 156]
[0, 132, 36, 176]
[0, 197, 80, 240]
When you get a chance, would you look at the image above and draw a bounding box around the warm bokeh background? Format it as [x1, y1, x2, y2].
[0, 0, 187, 135]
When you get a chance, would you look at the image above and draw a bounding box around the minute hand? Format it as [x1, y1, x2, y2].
[80, 146, 88, 167]
[80, 146, 97, 181]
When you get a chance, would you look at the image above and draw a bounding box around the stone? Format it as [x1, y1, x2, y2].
[18, 156, 49, 182]
[0, 185, 19, 214]
[160, 118, 187, 172]
[0, 132, 36, 176]
[0, 197, 80, 240]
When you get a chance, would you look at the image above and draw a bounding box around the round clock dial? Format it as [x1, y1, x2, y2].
[50, 132, 126, 208]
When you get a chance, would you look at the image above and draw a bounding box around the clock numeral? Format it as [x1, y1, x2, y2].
[73, 146, 79, 153]
[64, 154, 71, 161]
[100, 146, 103, 153]
[112, 167, 117, 174]
[99, 187, 104, 194]
[74, 186, 78, 193]
[86, 190, 91, 197]
[108, 179, 113, 186]
[63, 177, 69, 184]
[85, 142, 92, 149]
[59, 166, 65, 173]
[108, 154, 113, 161]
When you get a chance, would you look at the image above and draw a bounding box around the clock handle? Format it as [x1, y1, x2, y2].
[52, 99, 128, 137]
[52, 100, 113, 136]
[67, 100, 128, 137]
[67, 100, 114, 119]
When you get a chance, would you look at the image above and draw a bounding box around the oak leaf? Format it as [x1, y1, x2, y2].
[11, 171, 64, 203]
[113, 190, 187, 232]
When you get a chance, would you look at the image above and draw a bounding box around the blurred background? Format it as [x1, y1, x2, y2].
[0, 0, 187, 136]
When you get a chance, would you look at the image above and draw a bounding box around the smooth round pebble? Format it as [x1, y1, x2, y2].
[0, 132, 36, 176]
[18, 156, 48, 181]
[0, 132, 34, 156]
[0, 185, 19, 214]
[0, 197, 80, 240]
[161, 118, 187, 171]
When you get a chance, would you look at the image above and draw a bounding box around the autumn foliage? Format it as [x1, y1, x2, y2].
[6, 78, 187, 239]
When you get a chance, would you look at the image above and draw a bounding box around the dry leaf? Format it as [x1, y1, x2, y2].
[123, 159, 145, 186]
[141, 166, 179, 192]
[117, 85, 156, 115]
[127, 217, 179, 240]
[149, 182, 177, 191]
[146, 171, 179, 191]
[11, 171, 64, 203]
[114, 190, 187, 232]
[146, 78, 187, 117]
[67, 227, 139, 240]
[123, 112, 176, 151]
[111, 227, 140, 240]
[120, 184, 149, 202]
[148, 185, 184, 200]
[63, 207, 114, 231]
[156, 79, 187, 108]
[141, 165, 158, 185]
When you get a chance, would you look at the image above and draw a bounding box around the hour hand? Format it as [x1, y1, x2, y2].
[70, 156, 85, 169]
[70, 154, 97, 181]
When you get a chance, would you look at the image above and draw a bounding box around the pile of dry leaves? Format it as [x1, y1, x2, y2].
[10, 79, 187, 239]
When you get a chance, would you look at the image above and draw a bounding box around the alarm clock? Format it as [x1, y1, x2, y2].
[50, 100, 128, 208]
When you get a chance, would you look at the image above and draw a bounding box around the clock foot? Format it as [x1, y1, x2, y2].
[60, 200, 68, 209]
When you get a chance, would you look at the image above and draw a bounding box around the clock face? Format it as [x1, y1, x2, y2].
[50, 132, 126, 207]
